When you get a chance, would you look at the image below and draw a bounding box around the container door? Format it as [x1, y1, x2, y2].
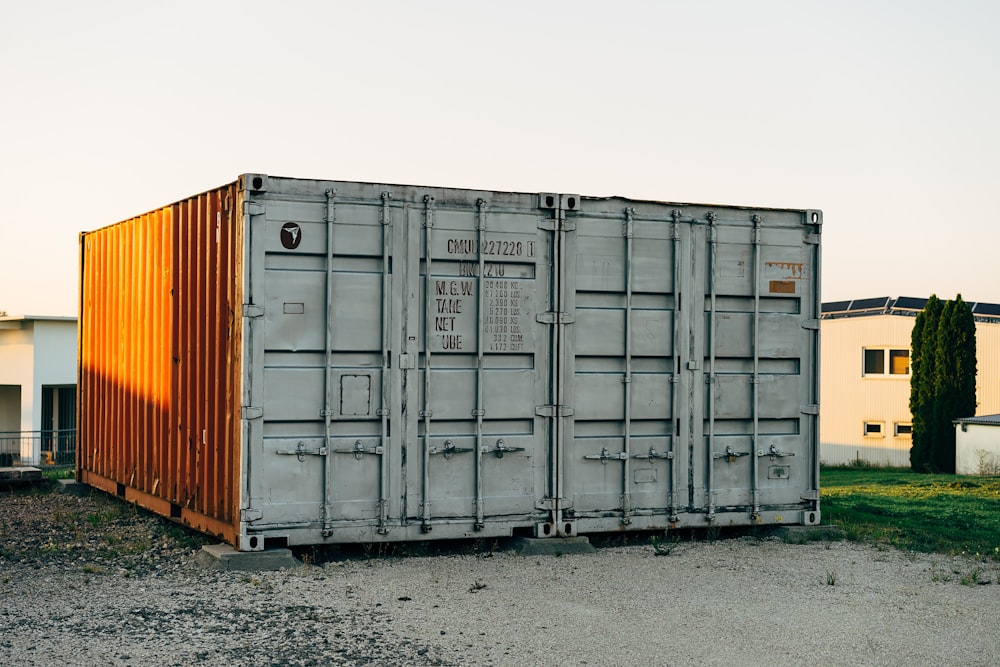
[246, 189, 401, 538]
[699, 212, 821, 521]
[560, 201, 689, 532]
[244, 181, 556, 542]
[408, 194, 554, 534]
[560, 201, 821, 530]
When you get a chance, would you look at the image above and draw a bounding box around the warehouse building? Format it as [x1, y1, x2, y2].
[820, 297, 1000, 467]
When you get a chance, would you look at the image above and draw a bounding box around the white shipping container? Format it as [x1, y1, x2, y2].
[79, 174, 822, 550]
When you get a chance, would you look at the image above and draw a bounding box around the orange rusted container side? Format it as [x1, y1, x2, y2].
[78, 184, 244, 545]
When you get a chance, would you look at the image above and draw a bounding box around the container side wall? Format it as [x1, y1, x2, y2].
[78, 184, 243, 544]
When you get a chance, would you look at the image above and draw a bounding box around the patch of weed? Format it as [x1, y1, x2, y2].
[821, 468, 1000, 558]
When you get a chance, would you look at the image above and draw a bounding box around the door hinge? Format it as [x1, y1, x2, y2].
[800, 404, 820, 415]
[800, 319, 819, 330]
[535, 497, 573, 511]
[536, 218, 577, 232]
[242, 304, 265, 318]
[241, 508, 263, 522]
[804, 233, 821, 245]
[536, 312, 575, 325]
[800, 489, 820, 501]
[244, 201, 266, 217]
[399, 353, 415, 370]
[241, 406, 263, 419]
[536, 405, 574, 418]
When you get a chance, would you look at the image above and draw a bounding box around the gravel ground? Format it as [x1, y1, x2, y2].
[1, 483, 999, 666]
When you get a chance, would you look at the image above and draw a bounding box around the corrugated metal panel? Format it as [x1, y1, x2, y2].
[78, 184, 243, 544]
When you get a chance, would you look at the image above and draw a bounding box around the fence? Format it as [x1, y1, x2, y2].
[0, 430, 76, 467]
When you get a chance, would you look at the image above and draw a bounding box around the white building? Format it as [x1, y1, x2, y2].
[820, 297, 1000, 468]
[954, 415, 1000, 475]
[0, 315, 77, 465]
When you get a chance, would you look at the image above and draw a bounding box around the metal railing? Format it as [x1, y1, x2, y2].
[0, 429, 76, 467]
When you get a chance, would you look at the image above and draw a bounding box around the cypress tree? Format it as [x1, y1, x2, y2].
[931, 299, 956, 472]
[930, 296, 976, 473]
[910, 294, 977, 473]
[909, 295, 942, 471]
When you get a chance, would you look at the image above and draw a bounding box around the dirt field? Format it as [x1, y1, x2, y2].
[1, 484, 998, 666]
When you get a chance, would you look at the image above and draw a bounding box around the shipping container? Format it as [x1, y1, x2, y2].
[78, 174, 823, 550]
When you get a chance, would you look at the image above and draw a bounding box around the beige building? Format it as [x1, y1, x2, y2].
[820, 297, 1000, 467]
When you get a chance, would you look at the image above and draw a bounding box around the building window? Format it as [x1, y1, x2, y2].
[895, 422, 912, 437]
[889, 350, 910, 375]
[863, 421, 884, 437]
[863, 349, 884, 374]
[863, 348, 910, 376]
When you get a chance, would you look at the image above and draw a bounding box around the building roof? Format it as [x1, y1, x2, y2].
[0, 315, 76, 323]
[0, 315, 77, 331]
[954, 414, 1000, 426]
[822, 296, 1000, 323]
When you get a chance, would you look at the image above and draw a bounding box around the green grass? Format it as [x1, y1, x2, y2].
[821, 467, 1000, 560]
[41, 467, 76, 480]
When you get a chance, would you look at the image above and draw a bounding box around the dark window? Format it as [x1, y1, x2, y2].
[864, 421, 883, 436]
[863, 349, 884, 375]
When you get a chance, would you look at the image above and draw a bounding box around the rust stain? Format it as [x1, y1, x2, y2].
[765, 261, 804, 279]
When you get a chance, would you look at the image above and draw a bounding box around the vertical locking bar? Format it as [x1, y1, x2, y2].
[750, 213, 763, 520]
[421, 195, 434, 531]
[706, 212, 717, 522]
[669, 210, 683, 522]
[377, 192, 393, 533]
[808, 212, 823, 512]
[554, 200, 569, 530]
[322, 190, 337, 535]
[621, 207, 635, 525]
[472, 199, 488, 530]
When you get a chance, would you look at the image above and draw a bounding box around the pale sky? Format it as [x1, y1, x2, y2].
[2, 1, 998, 316]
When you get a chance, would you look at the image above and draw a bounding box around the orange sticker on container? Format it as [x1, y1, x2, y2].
[769, 280, 796, 294]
